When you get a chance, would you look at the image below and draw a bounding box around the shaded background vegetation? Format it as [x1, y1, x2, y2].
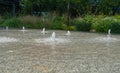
[0, 0, 120, 16]
[0, 0, 120, 33]
[20, 0, 120, 16]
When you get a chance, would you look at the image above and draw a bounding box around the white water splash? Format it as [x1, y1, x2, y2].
[6, 50, 14, 53]
[50, 32, 56, 42]
[35, 38, 69, 44]
[108, 29, 111, 35]
[65, 30, 71, 36]
[41, 28, 45, 34]
[0, 37, 18, 43]
[22, 26, 25, 30]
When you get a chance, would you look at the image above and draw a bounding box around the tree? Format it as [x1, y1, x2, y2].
[20, 0, 120, 16]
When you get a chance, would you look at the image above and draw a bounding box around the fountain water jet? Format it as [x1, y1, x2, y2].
[107, 29, 111, 40]
[35, 31, 70, 44]
[21, 26, 26, 34]
[108, 29, 111, 35]
[51, 32, 56, 42]
[22, 26, 25, 30]
[41, 28, 45, 34]
[66, 30, 71, 36]
[89, 29, 117, 43]
[6, 26, 8, 30]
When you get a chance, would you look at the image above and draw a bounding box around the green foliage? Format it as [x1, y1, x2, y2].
[63, 25, 76, 31]
[0, 16, 4, 26]
[68, 26, 76, 31]
[19, 15, 43, 29]
[88, 0, 120, 15]
[92, 17, 117, 32]
[114, 15, 120, 22]
[71, 15, 93, 31]
[21, 0, 120, 16]
[1, 14, 120, 34]
[110, 22, 120, 33]
[2, 18, 22, 28]
[50, 16, 66, 30]
[71, 19, 90, 31]
[83, 15, 95, 23]
[1, 0, 120, 17]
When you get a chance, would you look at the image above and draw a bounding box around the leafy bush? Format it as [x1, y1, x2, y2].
[72, 19, 92, 31]
[71, 15, 95, 31]
[63, 24, 76, 31]
[50, 16, 66, 30]
[92, 17, 117, 32]
[83, 15, 95, 23]
[114, 15, 120, 21]
[110, 22, 120, 33]
[77, 20, 92, 31]
[2, 18, 22, 28]
[0, 16, 4, 26]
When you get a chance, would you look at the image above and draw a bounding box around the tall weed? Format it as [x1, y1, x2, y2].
[19, 15, 43, 29]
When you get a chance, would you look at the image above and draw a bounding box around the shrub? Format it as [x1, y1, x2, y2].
[77, 20, 92, 31]
[114, 15, 120, 21]
[71, 15, 95, 31]
[2, 17, 22, 28]
[72, 18, 92, 31]
[110, 22, 120, 33]
[50, 16, 66, 30]
[83, 15, 95, 23]
[63, 24, 76, 31]
[0, 16, 4, 26]
[92, 17, 117, 33]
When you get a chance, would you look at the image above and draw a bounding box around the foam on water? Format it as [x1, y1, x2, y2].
[87, 37, 118, 43]
[35, 38, 69, 44]
[0, 37, 18, 43]
[6, 50, 14, 53]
